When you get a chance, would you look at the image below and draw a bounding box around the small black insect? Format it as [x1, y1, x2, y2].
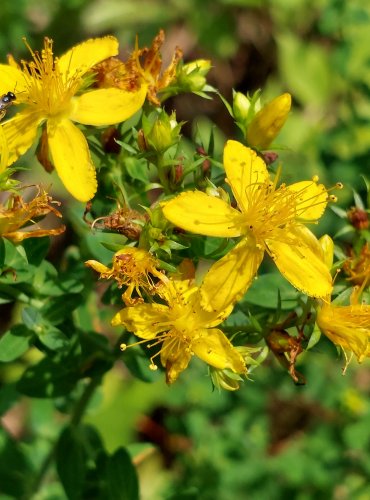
[0, 91, 16, 120]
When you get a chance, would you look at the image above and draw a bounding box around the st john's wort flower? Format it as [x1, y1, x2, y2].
[111, 277, 246, 385]
[0, 37, 147, 201]
[163, 140, 338, 311]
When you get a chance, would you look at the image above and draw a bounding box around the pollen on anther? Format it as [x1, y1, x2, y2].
[120, 343, 127, 351]
[329, 195, 337, 202]
[149, 362, 158, 371]
[312, 175, 319, 183]
[336, 182, 344, 190]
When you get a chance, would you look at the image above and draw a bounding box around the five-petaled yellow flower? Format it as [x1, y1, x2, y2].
[163, 140, 334, 311]
[0, 37, 147, 201]
[112, 278, 246, 385]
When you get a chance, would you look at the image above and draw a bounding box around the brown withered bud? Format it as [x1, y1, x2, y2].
[173, 162, 184, 185]
[262, 151, 279, 165]
[347, 207, 369, 230]
[266, 330, 305, 385]
[101, 126, 121, 154]
[94, 207, 148, 240]
[196, 146, 211, 175]
[36, 127, 54, 173]
[137, 129, 148, 151]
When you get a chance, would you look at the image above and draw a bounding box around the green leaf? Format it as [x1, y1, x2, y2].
[22, 236, 50, 266]
[0, 237, 5, 268]
[0, 384, 19, 417]
[101, 448, 139, 500]
[41, 293, 83, 324]
[306, 325, 322, 351]
[244, 273, 299, 309]
[124, 157, 150, 183]
[38, 325, 70, 351]
[56, 426, 87, 500]
[17, 352, 80, 398]
[0, 429, 34, 498]
[22, 306, 42, 331]
[0, 324, 34, 362]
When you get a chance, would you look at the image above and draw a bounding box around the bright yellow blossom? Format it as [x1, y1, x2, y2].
[111, 278, 246, 385]
[86, 247, 167, 305]
[0, 37, 147, 201]
[163, 140, 334, 311]
[0, 186, 65, 242]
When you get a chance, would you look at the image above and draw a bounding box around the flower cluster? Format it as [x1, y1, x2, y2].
[1, 31, 368, 391]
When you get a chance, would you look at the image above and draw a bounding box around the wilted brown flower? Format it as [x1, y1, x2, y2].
[0, 187, 65, 242]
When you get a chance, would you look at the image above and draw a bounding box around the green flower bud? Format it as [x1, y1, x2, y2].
[232, 91, 251, 124]
[145, 111, 181, 152]
[176, 59, 211, 92]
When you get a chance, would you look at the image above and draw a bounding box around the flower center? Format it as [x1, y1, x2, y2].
[243, 174, 340, 244]
[21, 38, 81, 117]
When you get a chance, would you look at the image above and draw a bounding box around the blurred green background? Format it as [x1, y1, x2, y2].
[1, 1, 370, 499]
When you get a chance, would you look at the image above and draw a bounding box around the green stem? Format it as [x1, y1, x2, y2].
[156, 154, 171, 194]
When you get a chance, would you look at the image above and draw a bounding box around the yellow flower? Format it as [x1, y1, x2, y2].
[86, 247, 167, 305]
[316, 235, 370, 364]
[0, 186, 65, 242]
[163, 140, 334, 311]
[111, 278, 246, 385]
[0, 37, 147, 201]
[247, 93, 291, 149]
[94, 30, 182, 106]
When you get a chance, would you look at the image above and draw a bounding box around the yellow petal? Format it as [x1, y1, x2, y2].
[223, 140, 269, 212]
[192, 328, 246, 373]
[111, 303, 170, 339]
[287, 180, 328, 221]
[1, 111, 43, 165]
[200, 238, 264, 311]
[58, 36, 119, 79]
[47, 118, 97, 202]
[85, 260, 111, 274]
[70, 86, 147, 126]
[266, 226, 332, 298]
[162, 191, 244, 237]
[160, 336, 192, 384]
[0, 64, 27, 95]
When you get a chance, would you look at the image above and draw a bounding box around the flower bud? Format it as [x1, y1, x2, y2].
[176, 59, 211, 92]
[232, 91, 251, 124]
[319, 234, 334, 270]
[247, 93, 291, 149]
[145, 111, 181, 152]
